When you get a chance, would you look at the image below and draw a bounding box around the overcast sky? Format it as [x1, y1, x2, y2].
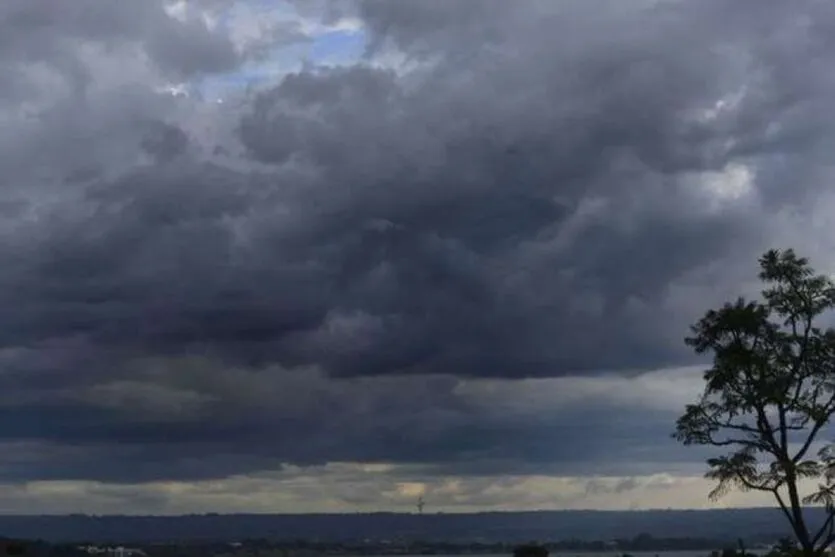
[1, 0, 834, 514]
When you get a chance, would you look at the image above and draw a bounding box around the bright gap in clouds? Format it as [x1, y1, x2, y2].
[172, 1, 368, 102]
[0, 471, 777, 515]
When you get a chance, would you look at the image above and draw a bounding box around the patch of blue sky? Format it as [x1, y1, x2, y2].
[310, 29, 367, 65]
[192, 29, 366, 101]
[198, 44, 309, 98]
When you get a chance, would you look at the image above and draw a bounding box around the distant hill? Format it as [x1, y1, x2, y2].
[0, 508, 818, 544]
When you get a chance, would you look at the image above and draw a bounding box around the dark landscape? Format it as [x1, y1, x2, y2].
[0, 509, 811, 544]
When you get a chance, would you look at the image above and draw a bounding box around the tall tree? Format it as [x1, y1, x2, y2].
[674, 249, 835, 557]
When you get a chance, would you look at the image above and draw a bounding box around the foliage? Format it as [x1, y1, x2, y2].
[674, 249, 835, 557]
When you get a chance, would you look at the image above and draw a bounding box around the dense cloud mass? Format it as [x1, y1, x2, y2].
[1, 0, 835, 511]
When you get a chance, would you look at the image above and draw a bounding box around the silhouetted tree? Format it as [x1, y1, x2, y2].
[674, 249, 835, 557]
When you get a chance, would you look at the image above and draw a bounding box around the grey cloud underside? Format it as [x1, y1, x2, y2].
[0, 0, 242, 88]
[0, 0, 832, 482]
[0, 365, 704, 483]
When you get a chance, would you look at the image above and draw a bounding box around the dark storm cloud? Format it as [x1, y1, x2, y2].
[0, 0, 783, 379]
[0, 0, 833, 483]
[0, 363, 703, 483]
[0, 0, 240, 85]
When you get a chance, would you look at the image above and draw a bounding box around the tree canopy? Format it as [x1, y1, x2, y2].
[674, 249, 835, 557]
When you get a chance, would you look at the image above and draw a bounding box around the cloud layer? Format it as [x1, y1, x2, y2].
[1, 0, 835, 511]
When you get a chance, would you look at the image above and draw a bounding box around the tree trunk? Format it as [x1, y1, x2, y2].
[784, 471, 815, 557]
